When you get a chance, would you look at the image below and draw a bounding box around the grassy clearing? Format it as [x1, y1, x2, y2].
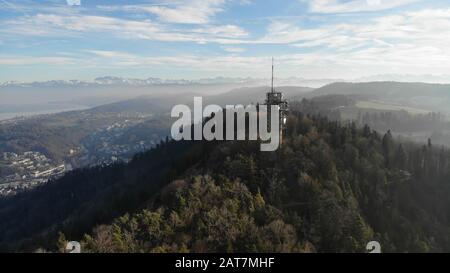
[355, 100, 430, 114]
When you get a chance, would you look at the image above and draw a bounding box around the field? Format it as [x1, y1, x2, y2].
[355, 100, 430, 114]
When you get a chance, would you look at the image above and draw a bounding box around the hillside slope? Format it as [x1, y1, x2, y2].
[310, 82, 450, 114]
[313, 82, 450, 98]
[1, 111, 450, 252]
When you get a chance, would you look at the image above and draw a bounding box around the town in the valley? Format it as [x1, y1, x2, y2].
[0, 114, 164, 196]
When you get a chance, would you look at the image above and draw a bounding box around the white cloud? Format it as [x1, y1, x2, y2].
[86, 50, 136, 59]
[261, 21, 341, 44]
[307, 0, 420, 13]
[262, 8, 450, 49]
[1, 14, 160, 37]
[234, 8, 450, 77]
[1, 13, 248, 44]
[81, 48, 261, 70]
[76, 48, 448, 78]
[191, 24, 248, 38]
[66, 0, 81, 6]
[81, 7, 450, 78]
[221, 46, 246, 53]
[0, 56, 74, 65]
[2, 2, 450, 79]
[130, 0, 226, 24]
[97, 0, 251, 25]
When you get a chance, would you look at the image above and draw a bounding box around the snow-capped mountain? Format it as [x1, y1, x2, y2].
[0, 76, 265, 88]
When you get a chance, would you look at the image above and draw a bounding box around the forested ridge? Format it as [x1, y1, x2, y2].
[1, 110, 450, 253]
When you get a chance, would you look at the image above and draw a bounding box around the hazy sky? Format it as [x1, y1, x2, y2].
[1, 0, 450, 82]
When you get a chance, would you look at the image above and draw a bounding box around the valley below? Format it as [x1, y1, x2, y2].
[2, 81, 450, 196]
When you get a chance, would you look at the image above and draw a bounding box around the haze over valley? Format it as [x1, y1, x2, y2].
[2, 79, 450, 196]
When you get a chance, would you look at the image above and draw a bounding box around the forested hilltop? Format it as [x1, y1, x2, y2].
[1, 110, 450, 253]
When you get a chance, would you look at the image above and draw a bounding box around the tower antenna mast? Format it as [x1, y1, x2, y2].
[271, 57, 275, 93]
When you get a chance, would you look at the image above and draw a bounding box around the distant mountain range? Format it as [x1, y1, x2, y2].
[3, 74, 450, 88]
[0, 76, 336, 89]
[0, 77, 268, 88]
[1, 79, 450, 122]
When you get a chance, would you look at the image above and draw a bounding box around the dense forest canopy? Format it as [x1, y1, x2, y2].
[1, 110, 450, 253]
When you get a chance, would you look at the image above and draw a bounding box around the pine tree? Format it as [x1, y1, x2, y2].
[382, 130, 394, 167]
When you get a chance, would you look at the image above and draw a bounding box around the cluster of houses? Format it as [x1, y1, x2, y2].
[0, 151, 69, 196]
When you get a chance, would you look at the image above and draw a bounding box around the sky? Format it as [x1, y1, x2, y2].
[1, 0, 450, 82]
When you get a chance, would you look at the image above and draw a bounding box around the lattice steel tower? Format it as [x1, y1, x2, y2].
[265, 58, 289, 144]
